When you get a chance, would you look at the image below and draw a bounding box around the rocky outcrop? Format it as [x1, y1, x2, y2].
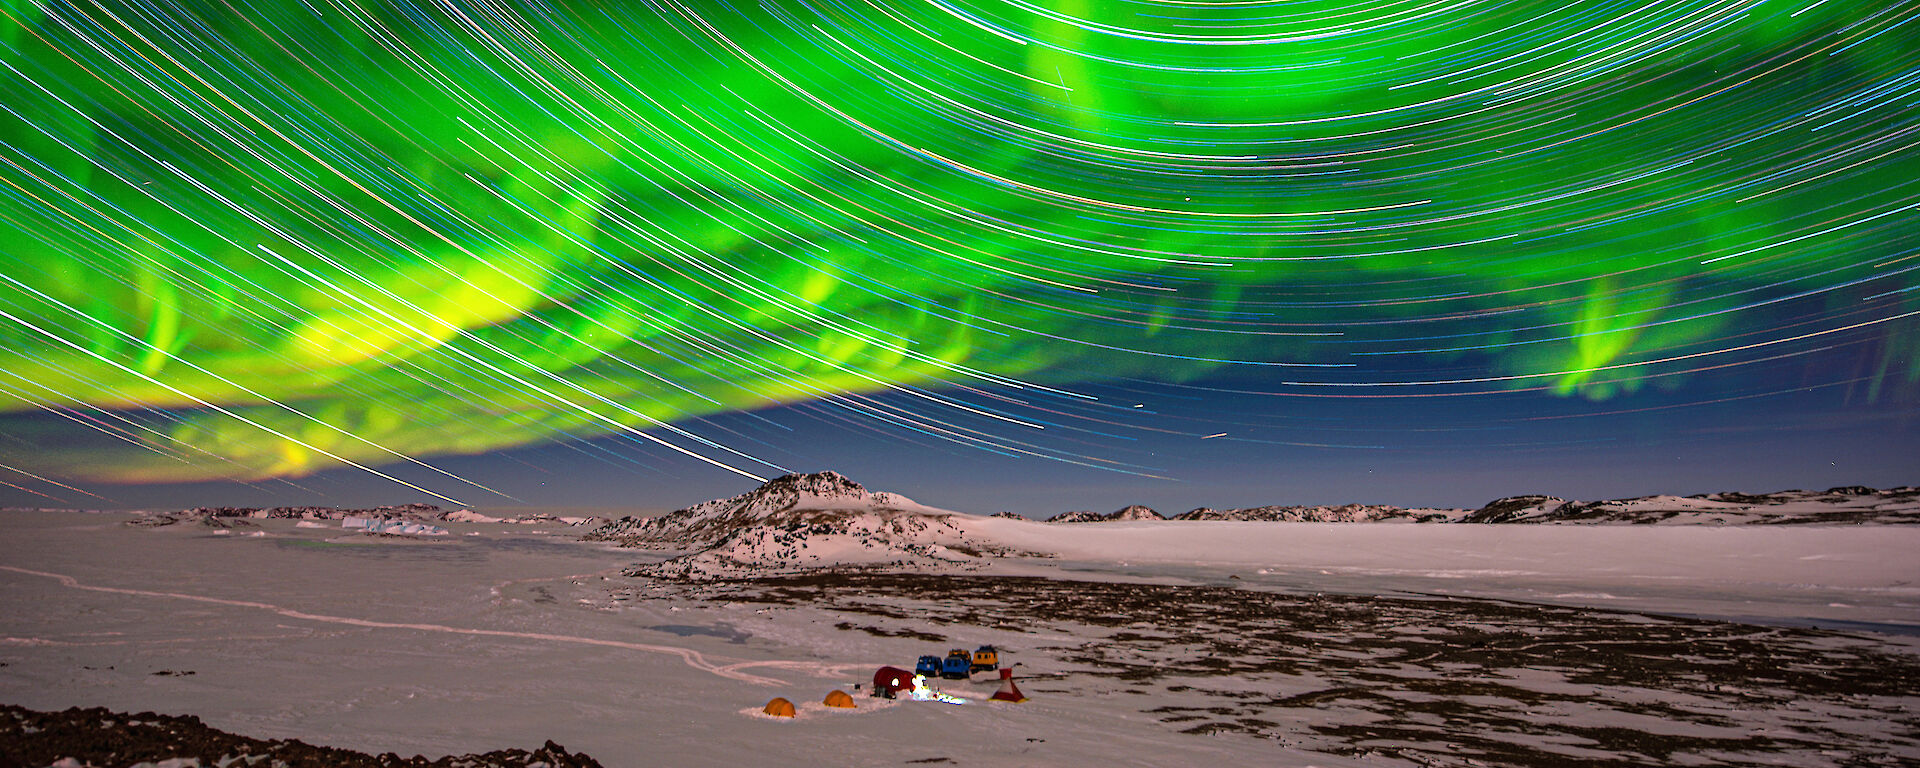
[1173, 504, 1453, 523]
[592, 472, 1025, 579]
[0, 704, 602, 768]
[1047, 506, 1166, 522]
[1457, 496, 1568, 524]
[1107, 505, 1165, 521]
[584, 471, 932, 549]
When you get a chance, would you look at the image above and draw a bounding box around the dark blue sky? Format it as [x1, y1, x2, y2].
[8, 367, 1910, 516]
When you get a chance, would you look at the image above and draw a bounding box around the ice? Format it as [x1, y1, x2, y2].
[1, 508, 1915, 767]
[964, 516, 1920, 629]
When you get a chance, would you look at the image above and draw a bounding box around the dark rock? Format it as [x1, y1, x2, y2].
[0, 704, 602, 768]
[1106, 505, 1164, 521]
[1459, 496, 1565, 524]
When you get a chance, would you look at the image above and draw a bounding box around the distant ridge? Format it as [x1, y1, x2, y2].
[1034, 486, 1919, 526]
[1046, 501, 1456, 524]
[119, 503, 608, 528]
[1043, 505, 1167, 523]
[579, 475, 1919, 580]
[1455, 486, 1920, 525]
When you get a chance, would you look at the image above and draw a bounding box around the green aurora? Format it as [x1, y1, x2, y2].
[0, 0, 1915, 496]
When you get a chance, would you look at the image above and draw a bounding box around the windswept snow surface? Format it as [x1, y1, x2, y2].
[582, 472, 1920, 632]
[3, 500, 1918, 767]
[964, 516, 1920, 632]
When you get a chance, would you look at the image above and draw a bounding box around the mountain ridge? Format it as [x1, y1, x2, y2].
[576, 473, 1919, 580]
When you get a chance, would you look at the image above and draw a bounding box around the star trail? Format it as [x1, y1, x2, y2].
[0, 0, 1914, 507]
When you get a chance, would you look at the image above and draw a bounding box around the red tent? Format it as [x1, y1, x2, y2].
[990, 667, 1028, 703]
[872, 666, 915, 698]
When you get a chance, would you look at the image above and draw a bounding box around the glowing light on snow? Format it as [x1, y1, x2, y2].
[910, 674, 967, 705]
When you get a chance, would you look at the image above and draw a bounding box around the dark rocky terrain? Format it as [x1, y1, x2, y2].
[632, 572, 1920, 768]
[1048, 502, 1446, 523]
[123, 503, 447, 528]
[0, 705, 602, 768]
[1172, 503, 1453, 523]
[1457, 486, 1920, 524]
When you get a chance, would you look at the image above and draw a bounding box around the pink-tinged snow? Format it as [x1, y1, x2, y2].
[2, 508, 1916, 768]
[3, 511, 1280, 767]
[963, 516, 1920, 631]
[646, 507, 1920, 631]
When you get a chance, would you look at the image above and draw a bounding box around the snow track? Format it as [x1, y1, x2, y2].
[0, 565, 790, 686]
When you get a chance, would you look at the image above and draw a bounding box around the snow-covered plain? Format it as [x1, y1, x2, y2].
[970, 517, 1920, 633]
[2, 506, 1917, 767]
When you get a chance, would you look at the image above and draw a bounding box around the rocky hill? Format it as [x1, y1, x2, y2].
[1045, 505, 1168, 523]
[1108, 504, 1167, 521]
[586, 471, 931, 547]
[587, 472, 1024, 579]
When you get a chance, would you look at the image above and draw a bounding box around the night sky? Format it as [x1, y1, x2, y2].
[1, 0, 1915, 515]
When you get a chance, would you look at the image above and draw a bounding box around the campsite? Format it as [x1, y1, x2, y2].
[2, 506, 1916, 767]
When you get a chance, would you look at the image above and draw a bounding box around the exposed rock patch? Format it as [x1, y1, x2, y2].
[0, 704, 602, 768]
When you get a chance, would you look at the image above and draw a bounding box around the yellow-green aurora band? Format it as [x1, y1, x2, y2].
[1, 0, 1915, 493]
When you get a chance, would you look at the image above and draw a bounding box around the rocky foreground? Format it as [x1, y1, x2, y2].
[0, 705, 603, 768]
[616, 572, 1920, 768]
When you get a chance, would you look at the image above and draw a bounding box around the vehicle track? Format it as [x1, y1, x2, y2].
[0, 565, 793, 686]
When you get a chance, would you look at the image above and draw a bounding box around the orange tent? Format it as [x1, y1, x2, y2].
[763, 697, 796, 717]
[823, 690, 856, 709]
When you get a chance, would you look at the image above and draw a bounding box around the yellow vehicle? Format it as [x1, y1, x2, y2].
[971, 645, 999, 674]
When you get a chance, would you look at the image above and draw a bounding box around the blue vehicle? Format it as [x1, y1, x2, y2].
[915, 655, 942, 678]
[941, 649, 972, 679]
